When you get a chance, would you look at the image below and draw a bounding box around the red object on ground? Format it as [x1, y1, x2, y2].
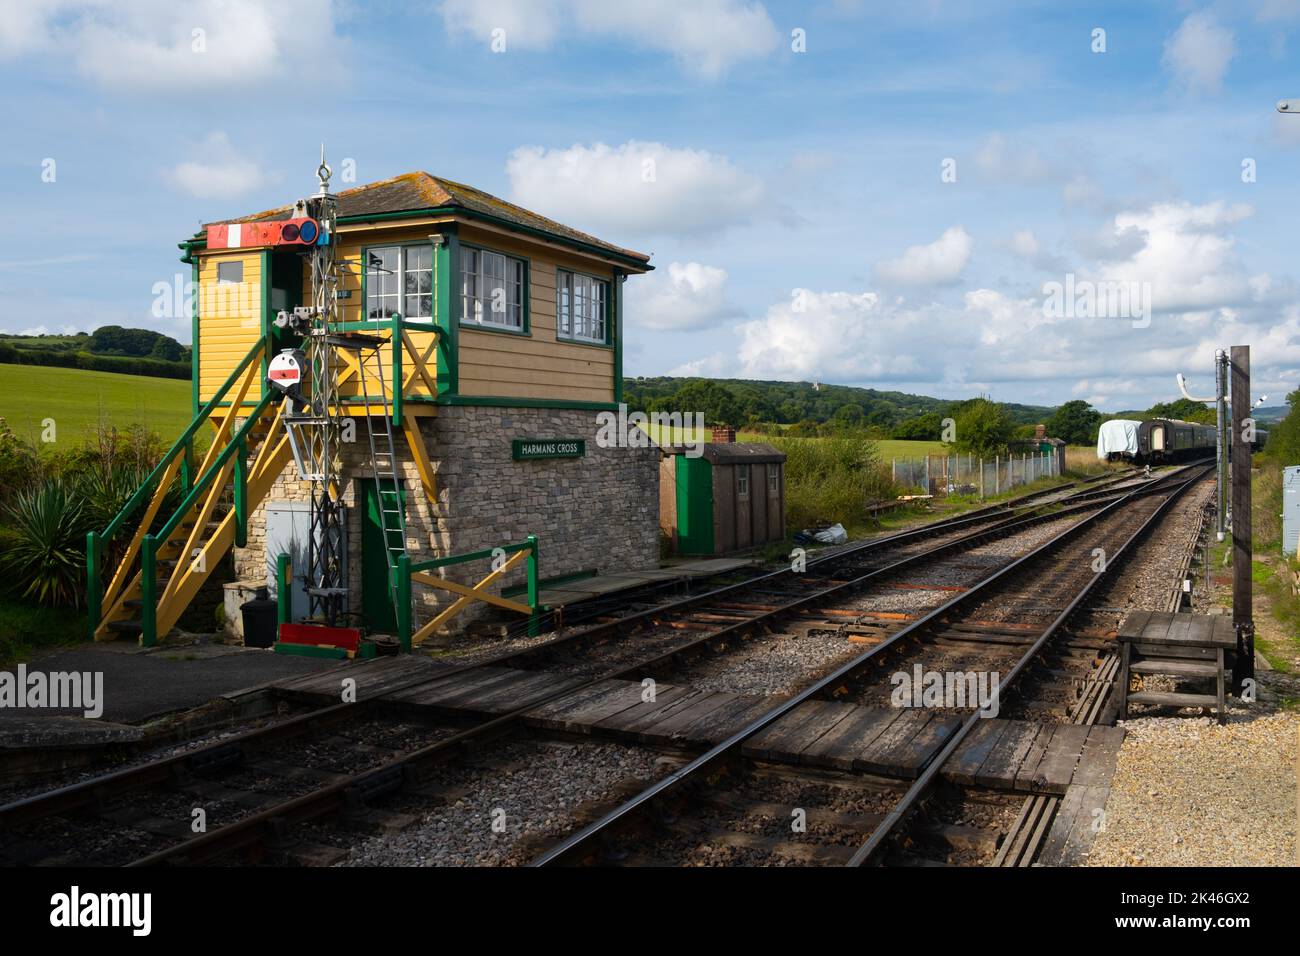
[278, 623, 362, 653]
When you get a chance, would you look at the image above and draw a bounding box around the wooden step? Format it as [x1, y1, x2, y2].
[1127, 691, 1218, 709]
[1130, 660, 1219, 678]
[106, 620, 144, 635]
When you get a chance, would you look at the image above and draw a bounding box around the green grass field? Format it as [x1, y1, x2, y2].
[0, 365, 191, 448]
[636, 423, 948, 459]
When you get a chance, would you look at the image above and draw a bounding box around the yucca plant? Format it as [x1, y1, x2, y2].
[1, 479, 89, 608]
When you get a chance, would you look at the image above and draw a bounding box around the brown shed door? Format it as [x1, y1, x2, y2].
[735, 465, 753, 549]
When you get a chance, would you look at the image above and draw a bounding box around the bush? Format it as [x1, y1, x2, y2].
[767, 435, 895, 530]
[0, 479, 89, 608]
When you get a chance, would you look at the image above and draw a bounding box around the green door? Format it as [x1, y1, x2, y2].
[675, 456, 714, 555]
[360, 479, 405, 634]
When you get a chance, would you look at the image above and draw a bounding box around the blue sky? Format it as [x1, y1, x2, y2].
[3, 0, 1300, 411]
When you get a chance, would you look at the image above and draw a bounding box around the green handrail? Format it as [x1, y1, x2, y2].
[101, 338, 264, 542]
[155, 391, 274, 544]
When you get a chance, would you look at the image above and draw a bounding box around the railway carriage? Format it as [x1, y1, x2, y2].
[1135, 418, 1216, 464]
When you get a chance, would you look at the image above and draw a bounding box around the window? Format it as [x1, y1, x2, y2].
[216, 261, 243, 284]
[365, 245, 432, 321]
[737, 465, 750, 498]
[461, 246, 525, 330]
[556, 269, 609, 344]
[768, 464, 780, 496]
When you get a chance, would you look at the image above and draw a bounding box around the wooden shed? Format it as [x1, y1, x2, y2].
[660, 443, 787, 555]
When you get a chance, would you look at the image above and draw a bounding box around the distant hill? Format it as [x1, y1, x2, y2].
[0, 326, 190, 380]
[1254, 405, 1288, 423]
[0, 364, 190, 445]
[624, 376, 1054, 432]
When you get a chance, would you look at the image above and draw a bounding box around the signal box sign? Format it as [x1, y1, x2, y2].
[512, 438, 585, 461]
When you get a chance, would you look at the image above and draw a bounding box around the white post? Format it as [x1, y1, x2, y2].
[995, 455, 1000, 494]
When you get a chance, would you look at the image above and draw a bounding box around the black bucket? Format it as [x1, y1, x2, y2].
[240, 598, 279, 649]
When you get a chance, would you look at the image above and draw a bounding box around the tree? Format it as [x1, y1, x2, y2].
[1046, 400, 1102, 445]
[669, 380, 742, 426]
[1146, 398, 1215, 425]
[892, 412, 943, 441]
[952, 398, 1014, 456]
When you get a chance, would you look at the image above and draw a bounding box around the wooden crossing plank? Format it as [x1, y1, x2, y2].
[551, 680, 673, 732]
[974, 720, 1041, 789]
[522, 680, 635, 730]
[1072, 726, 1125, 788]
[1013, 724, 1057, 791]
[1031, 723, 1090, 793]
[800, 707, 902, 770]
[594, 686, 699, 734]
[465, 670, 588, 713]
[854, 710, 934, 775]
[393, 666, 524, 708]
[892, 714, 962, 778]
[943, 719, 1011, 786]
[741, 701, 856, 763]
[637, 692, 741, 742]
[689, 696, 786, 746]
[1037, 783, 1111, 865]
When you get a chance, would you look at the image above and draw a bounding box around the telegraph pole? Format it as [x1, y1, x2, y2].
[1230, 345, 1254, 691]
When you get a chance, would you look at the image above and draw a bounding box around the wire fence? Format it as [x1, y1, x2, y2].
[891, 450, 1060, 497]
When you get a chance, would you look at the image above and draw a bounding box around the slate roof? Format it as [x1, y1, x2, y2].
[198, 171, 650, 265]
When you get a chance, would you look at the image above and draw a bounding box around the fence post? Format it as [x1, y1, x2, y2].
[233, 436, 248, 548]
[979, 458, 984, 499]
[994, 455, 999, 494]
[276, 553, 292, 628]
[892, 458, 896, 484]
[924, 455, 930, 495]
[526, 534, 540, 637]
[396, 552, 411, 652]
[86, 531, 100, 641]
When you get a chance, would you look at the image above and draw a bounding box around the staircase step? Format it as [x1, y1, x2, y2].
[1127, 691, 1219, 709]
[107, 620, 144, 635]
[1130, 660, 1220, 678]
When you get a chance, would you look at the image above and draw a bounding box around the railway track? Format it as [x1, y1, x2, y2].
[0, 465, 1195, 867]
[529, 464, 1213, 867]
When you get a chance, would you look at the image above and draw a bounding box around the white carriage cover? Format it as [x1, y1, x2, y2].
[1096, 419, 1141, 459]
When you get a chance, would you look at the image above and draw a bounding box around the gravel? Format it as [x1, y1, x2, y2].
[1085, 710, 1297, 866]
[339, 739, 671, 866]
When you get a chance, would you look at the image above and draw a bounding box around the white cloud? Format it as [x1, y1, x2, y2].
[874, 226, 972, 286]
[169, 132, 266, 199]
[631, 262, 744, 331]
[506, 141, 765, 239]
[0, 0, 341, 91]
[439, 0, 780, 76]
[1163, 12, 1236, 94]
[1092, 200, 1258, 311]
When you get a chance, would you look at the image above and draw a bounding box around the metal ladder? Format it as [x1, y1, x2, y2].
[349, 334, 410, 624]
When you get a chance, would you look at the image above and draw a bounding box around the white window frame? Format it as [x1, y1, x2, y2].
[556, 269, 609, 345]
[768, 464, 780, 496]
[737, 465, 750, 499]
[365, 244, 433, 321]
[461, 245, 526, 332]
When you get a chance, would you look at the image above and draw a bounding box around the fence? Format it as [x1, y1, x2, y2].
[891, 450, 1059, 498]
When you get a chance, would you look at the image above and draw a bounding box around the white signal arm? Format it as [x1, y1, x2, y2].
[1176, 373, 1217, 404]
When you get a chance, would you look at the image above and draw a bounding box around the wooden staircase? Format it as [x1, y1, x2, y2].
[88, 339, 293, 646]
[1117, 611, 1232, 723]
